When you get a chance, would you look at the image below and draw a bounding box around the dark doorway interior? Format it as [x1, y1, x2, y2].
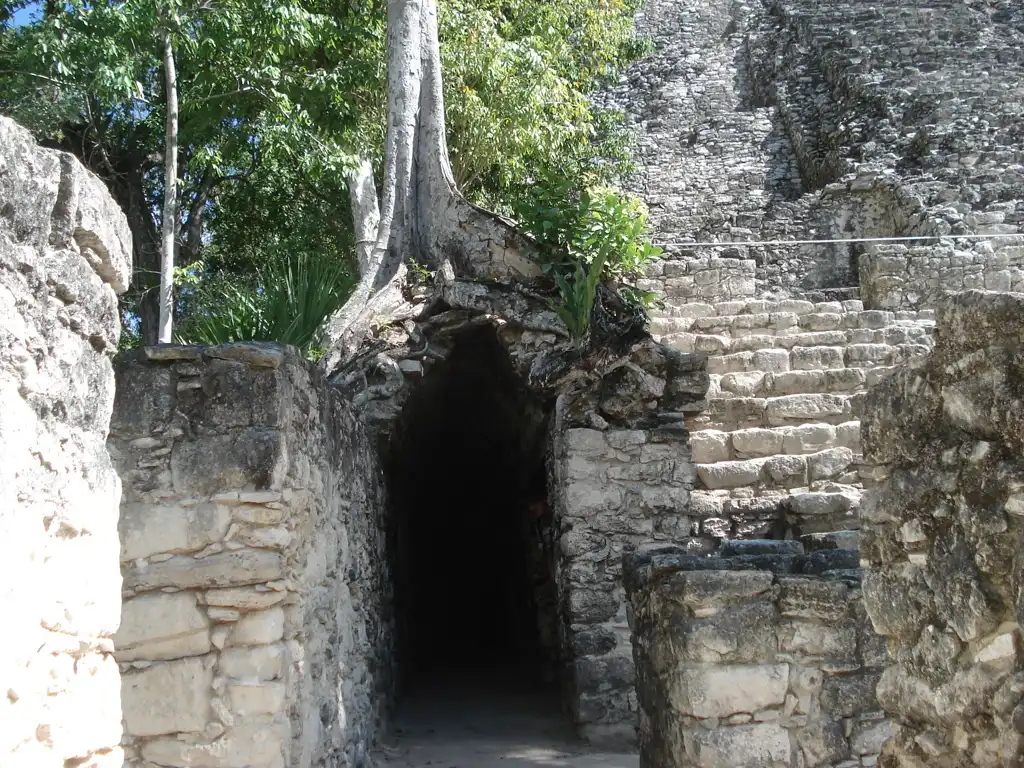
[386, 326, 559, 712]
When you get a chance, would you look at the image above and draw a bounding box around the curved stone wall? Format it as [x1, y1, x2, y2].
[1, 116, 131, 767]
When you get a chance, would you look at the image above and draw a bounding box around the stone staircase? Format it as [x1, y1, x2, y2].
[649, 295, 935, 545]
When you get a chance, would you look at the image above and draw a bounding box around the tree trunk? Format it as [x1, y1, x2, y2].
[349, 158, 380, 277]
[158, 23, 179, 343]
[318, 0, 540, 375]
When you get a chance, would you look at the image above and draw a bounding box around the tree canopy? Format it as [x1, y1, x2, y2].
[0, 0, 651, 351]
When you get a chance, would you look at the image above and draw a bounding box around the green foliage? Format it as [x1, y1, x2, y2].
[553, 249, 608, 340]
[439, 0, 642, 210]
[0, 0, 381, 339]
[1, 0, 650, 346]
[174, 254, 357, 356]
[515, 178, 663, 340]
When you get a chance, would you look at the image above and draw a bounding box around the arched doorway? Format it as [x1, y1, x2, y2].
[384, 324, 564, 730]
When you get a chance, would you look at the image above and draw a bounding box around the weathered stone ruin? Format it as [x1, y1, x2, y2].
[4, 0, 1024, 764]
[334, 291, 708, 746]
[599, 0, 1024, 763]
[624, 542, 888, 767]
[1, 116, 130, 766]
[108, 344, 392, 766]
[860, 290, 1024, 767]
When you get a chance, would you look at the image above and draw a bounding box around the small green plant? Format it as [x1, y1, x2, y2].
[553, 249, 609, 340]
[407, 258, 435, 283]
[515, 178, 663, 340]
[174, 254, 357, 356]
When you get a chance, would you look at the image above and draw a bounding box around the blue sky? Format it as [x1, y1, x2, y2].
[11, 2, 41, 26]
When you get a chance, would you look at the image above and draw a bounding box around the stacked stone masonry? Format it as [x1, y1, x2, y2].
[859, 290, 1024, 767]
[333, 285, 708, 746]
[551, 421, 700, 744]
[0, 116, 131, 767]
[602, 0, 1024, 575]
[108, 342, 392, 768]
[625, 542, 890, 768]
[602, 0, 1024, 760]
[606, 0, 1024, 307]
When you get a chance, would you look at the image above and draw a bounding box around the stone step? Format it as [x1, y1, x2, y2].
[651, 297, 935, 323]
[654, 321, 934, 353]
[689, 486, 863, 540]
[692, 342, 929, 375]
[691, 420, 861, 464]
[695, 446, 862, 492]
[710, 366, 894, 399]
[688, 392, 864, 431]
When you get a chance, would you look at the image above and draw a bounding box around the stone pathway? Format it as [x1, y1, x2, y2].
[372, 671, 639, 768]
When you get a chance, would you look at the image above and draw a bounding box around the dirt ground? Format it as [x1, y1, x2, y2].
[372, 670, 640, 768]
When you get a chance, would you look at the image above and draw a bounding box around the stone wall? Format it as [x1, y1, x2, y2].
[1, 116, 131, 767]
[108, 342, 392, 768]
[624, 542, 889, 768]
[607, 0, 1024, 313]
[550, 418, 699, 745]
[334, 281, 709, 745]
[860, 289, 1024, 767]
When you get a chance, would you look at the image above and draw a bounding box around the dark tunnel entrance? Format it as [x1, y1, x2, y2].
[385, 325, 564, 728]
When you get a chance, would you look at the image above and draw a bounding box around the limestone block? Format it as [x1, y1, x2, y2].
[204, 587, 286, 611]
[778, 578, 849, 622]
[731, 428, 784, 459]
[170, 428, 285, 497]
[760, 455, 808, 487]
[691, 430, 731, 463]
[226, 607, 285, 647]
[121, 657, 213, 737]
[697, 459, 763, 489]
[703, 397, 766, 429]
[123, 549, 285, 592]
[731, 334, 777, 352]
[777, 331, 847, 349]
[695, 334, 732, 355]
[766, 394, 848, 426]
[845, 343, 894, 368]
[120, 502, 230, 560]
[564, 481, 625, 515]
[778, 300, 815, 315]
[801, 313, 844, 331]
[794, 721, 850, 766]
[820, 672, 881, 719]
[218, 644, 287, 681]
[673, 664, 789, 718]
[779, 619, 857, 658]
[857, 310, 896, 329]
[683, 602, 778, 663]
[687, 722, 790, 767]
[707, 351, 754, 375]
[574, 654, 636, 695]
[806, 447, 854, 480]
[139, 723, 288, 768]
[781, 423, 836, 454]
[751, 348, 790, 373]
[114, 592, 211, 662]
[790, 345, 845, 371]
[765, 370, 825, 396]
[851, 718, 893, 756]
[569, 589, 620, 624]
[228, 682, 287, 716]
[719, 371, 766, 397]
[835, 421, 861, 451]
